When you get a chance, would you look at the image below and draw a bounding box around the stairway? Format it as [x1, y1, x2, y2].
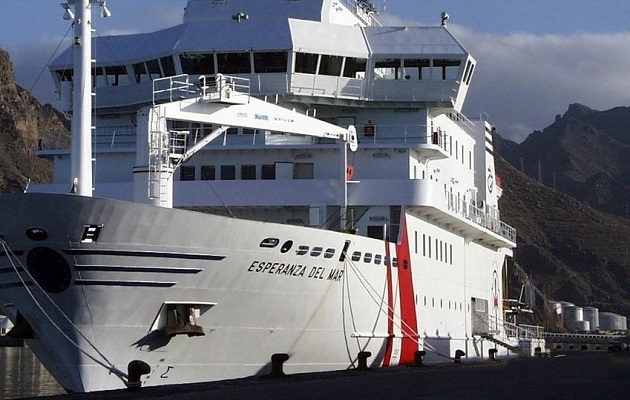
[479, 333, 525, 356]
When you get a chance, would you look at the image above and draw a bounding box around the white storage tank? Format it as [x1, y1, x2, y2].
[550, 301, 563, 316]
[622, 316, 628, 331]
[599, 312, 625, 331]
[583, 306, 600, 332]
[562, 304, 583, 331]
[575, 320, 590, 332]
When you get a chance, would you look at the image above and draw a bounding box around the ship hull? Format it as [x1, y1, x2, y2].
[0, 193, 510, 392]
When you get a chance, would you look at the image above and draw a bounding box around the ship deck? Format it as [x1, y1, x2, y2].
[36, 351, 630, 400]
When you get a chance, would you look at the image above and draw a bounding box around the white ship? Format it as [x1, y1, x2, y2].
[0, 0, 544, 393]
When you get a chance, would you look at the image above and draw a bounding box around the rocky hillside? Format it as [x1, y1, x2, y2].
[0, 48, 68, 192]
[498, 104, 630, 218]
[497, 149, 630, 324]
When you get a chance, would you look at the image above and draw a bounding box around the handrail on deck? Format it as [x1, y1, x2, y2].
[477, 314, 544, 340]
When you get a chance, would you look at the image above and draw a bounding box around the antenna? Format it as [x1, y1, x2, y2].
[441, 12, 449, 27]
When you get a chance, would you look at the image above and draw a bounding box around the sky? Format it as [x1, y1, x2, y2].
[1, 0, 630, 143]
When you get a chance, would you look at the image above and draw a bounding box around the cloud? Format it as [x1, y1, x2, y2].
[453, 27, 630, 142]
[378, 12, 630, 142]
[8, 13, 630, 145]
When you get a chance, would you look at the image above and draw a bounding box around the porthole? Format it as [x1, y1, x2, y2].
[259, 238, 280, 248]
[363, 253, 372, 263]
[25, 227, 48, 241]
[392, 258, 398, 268]
[374, 254, 382, 265]
[351, 251, 361, 262]
[280, 240, 293, 253]
[296, 245, 309, 255]
[310, 247, 323, 257]
[324, 248, 335, 259]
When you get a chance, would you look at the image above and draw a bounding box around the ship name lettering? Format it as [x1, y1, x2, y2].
[327, 269, 343, 282]
[308, 266, 325, 280]
[248, 260, 307, 278]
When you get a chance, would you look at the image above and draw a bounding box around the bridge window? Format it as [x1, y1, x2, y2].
[319, 55, 343, 76]
[463, 60, 474, 84]
[92, 67, 107, 87]
[147, 59, 162, 80]
[160, 56, 176, 77]
[254, 52, 288, 73]
[403, 59, 430, 80]
[374, 58, 401, 80]
[105, 66, 129, 87]
[433, 59, 461, 80]
[180, 53, 215, 75]
[56, 69, 73, 82]
[343, 57, 367, 79]
[217, 53, 251, 74]
[133, 62, 149, 83]
[295, 52, 318, 74]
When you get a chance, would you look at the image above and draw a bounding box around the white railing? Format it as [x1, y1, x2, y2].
[339, 0, 381, 26]
[475, 314, 544, 340]
[93, 127, 136, 149]
[489, 315, 544, 340]
[445, 191, 517, 242]
[152, 74, 197, 104]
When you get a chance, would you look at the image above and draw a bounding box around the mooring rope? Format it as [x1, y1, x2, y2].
[344, 256, 455, 360]
[0, 240, 129, 384]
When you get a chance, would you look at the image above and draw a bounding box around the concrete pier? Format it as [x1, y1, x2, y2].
[25, 351, 630, 400]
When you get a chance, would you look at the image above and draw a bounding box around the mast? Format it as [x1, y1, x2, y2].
[68, 0, 93, 196]
[67, 0, 110, 195]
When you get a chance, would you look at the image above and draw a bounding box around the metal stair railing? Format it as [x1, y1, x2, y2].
[473, 314, 544, 357]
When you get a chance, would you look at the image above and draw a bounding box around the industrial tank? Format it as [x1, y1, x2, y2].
[583, 306, 599, 332]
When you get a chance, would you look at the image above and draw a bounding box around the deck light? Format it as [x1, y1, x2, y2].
[232, 12, 248, 22]
[61, 3, 75, 21]
[99, 1, 112, 18]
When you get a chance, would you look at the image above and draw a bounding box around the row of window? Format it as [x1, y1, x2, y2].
[179, 163, 314, 181]
[373, 58, 462, 81]
[422, 296, 464, 312]
[414, 232, 454, 265]
[258, 238, 399, 267]
[55, 51, 467, 88]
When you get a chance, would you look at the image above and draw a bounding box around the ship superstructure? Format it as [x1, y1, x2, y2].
[0, 0, 543, 393]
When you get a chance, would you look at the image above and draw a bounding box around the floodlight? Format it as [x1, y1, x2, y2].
[61, 3, 75, 21]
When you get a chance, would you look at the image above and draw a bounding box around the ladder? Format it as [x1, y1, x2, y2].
[148, 106, 170, 205]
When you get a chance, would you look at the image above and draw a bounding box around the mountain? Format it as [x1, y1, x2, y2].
[0, 48, 68, 193]
[497, 104, 630, 218]
[497, 154, 630, 325]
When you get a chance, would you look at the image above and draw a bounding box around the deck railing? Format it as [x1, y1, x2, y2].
[445, 192, 516, 242]
[476, 314, 544, 340]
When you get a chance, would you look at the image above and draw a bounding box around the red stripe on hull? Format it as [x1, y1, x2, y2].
[395, 217, 418, 364]
[381, 242, 395, 367]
